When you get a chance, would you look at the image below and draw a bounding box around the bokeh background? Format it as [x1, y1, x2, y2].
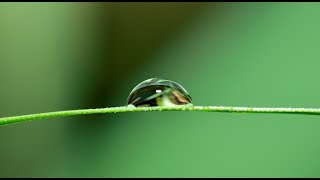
[1, 2, 320, 178]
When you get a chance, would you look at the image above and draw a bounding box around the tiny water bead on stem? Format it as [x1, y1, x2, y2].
[126, 78, 192, 107]
[1, 78, 320, 126]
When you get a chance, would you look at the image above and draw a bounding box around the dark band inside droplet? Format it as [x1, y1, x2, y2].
[127, 85, 166, 107]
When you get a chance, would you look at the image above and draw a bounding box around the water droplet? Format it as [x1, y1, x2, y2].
[126, 78, 192, 107]
[126, 104, 136, 108]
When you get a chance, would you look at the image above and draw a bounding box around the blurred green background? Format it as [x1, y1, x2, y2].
[1, 2, 320, 178]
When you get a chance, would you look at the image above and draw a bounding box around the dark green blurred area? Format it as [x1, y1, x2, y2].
[1, 2, 320, 178]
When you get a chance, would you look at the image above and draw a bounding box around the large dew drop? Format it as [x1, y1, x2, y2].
[126, 78, 192, 107]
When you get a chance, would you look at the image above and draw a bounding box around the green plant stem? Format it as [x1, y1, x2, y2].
[1, 106, 320, 126]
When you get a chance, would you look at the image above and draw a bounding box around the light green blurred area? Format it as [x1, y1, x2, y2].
[1, 2, 320, 178]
